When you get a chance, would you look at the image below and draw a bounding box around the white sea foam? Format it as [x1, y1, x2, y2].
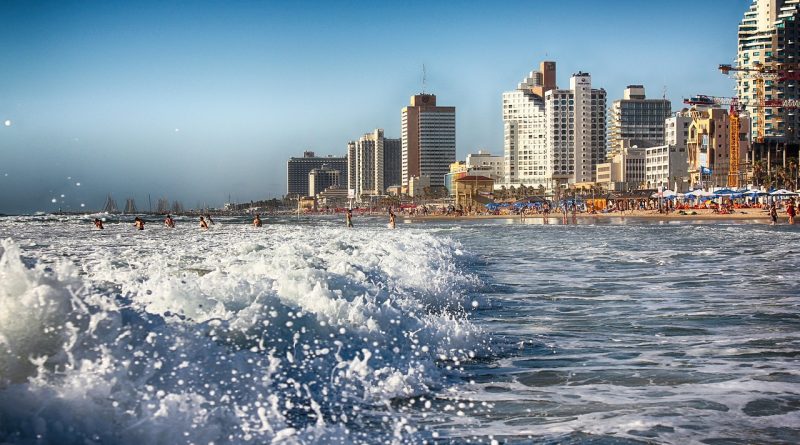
[0, 220, 485, 444]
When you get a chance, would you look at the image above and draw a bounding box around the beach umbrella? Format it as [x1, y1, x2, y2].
[769, 189, 798, 196]
[651, 190, 677, 199]
[713, 189, 744, 198]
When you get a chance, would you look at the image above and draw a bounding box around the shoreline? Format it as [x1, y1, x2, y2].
[399, 209, 786, 223]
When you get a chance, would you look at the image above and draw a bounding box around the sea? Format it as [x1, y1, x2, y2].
[0, 214, 798, 444]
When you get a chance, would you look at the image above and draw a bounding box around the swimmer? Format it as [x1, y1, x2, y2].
[93, 218, 104, 230]
[253, 214, 263, 227]
[134, 216, 145, 230]
[388, 210, 396, 229]
[200, 216, 209, 230]
[205, 214, 215, 225]
[164, 214, 175, 228]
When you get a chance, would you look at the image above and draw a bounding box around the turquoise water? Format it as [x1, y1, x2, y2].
[0, 215, 798, 444]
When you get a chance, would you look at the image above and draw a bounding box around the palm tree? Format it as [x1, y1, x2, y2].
[788, 157, 798, 190]
[752, 161, 766, 187]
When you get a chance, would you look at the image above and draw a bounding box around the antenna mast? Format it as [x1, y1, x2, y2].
[422, 64, 426, 93]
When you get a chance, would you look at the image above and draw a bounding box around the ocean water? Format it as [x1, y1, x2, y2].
[0, 214, 798, 444]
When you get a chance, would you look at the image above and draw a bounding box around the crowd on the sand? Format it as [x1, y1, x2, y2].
[90, 197, 797, 231]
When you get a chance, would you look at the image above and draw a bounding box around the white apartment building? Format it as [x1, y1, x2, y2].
[665, 112, 692, 149]
[347, 129, 395, 201]
[466, 150, 505, 184]
[645, 145, 689, 192]
[545, 72, 607, 186]
[502, 69, 550, 189]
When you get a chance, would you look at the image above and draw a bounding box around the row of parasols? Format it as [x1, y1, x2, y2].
[652, 189, 798, 199]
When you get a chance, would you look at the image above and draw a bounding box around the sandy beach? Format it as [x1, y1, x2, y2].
[401, 208, 789, 222]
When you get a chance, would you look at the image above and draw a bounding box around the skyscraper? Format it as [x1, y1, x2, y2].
[503, 63, 607, 189]
[608, 85, 671, 153]
[545, 72, 607, 185]
[737, 0, 800, 143]
[502, 61, 554, 189]
[401, 94, 456, 188]
[347, 129, 401, 201]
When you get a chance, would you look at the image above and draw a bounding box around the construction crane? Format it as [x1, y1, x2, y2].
[684, 94, 799, 187]
[684, 96, 744, 187]
[719, 63, 800, 144]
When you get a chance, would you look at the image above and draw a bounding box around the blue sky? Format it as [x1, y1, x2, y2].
[0, 0, 750, 213]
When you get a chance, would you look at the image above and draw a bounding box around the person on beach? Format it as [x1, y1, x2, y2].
[253, 214, 263, 227]
[200, 216, 209, 230]
[770, 201, 779, 225]
[134, 217, 145, 230]
[93, 218, 104, 229]
[164, 214, 175, 228]
[389, 210, 396, 229]
[787, 199, 796, 224]
[345, 208, 353, 228]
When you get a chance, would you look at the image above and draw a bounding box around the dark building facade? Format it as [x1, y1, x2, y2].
[383, 137, 402, 189]
[286, 151, 347, 197]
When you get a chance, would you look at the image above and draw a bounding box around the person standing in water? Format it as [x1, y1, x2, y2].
[134, 216, 145, 230]
[199, 216, 209, 230]
[253, 214, 263, 227]
[770, 201, 779, 225]
[205, 214, 215, 225]
[164, 214, 175, 228]
[93, 218, 104, 229]
[345, 208, 353, 228]
[389, 209, 396, 229]
[787, 198, 796, 225]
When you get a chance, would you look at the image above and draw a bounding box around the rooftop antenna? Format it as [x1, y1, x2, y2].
[662, 85, 667, 100]
[422, 64, 427, 94]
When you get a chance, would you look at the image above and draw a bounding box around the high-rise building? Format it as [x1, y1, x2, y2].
[401, 94, 456, 188]
[502, 61, 554, 189]
[503, 63, 607, 189]
[383, 137, 402, 189]
[545, 72, 607, 185]
[608, 85, 672, 153]
[737, 0, 800, 143]
[309, 165, 341, 196]
[346, 129, 401, 201]
[286, 151, 347, 197]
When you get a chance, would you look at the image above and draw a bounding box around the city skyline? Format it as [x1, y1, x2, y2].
[0, 0, 751, 213]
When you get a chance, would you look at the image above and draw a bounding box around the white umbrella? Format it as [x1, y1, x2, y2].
[770, 189, 798, 196]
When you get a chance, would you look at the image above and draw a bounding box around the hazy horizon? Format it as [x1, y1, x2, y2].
[1, 0, 749, 214]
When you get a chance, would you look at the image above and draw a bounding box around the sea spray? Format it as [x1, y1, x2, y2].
[0, 223, 487, 444]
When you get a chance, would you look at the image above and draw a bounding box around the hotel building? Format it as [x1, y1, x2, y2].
[286, 151, 347, 197]
[401, 94, 456, 188]
[347, 129, 401, 201]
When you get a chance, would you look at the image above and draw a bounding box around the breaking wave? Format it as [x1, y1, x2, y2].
[0, 222, 485, 444]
